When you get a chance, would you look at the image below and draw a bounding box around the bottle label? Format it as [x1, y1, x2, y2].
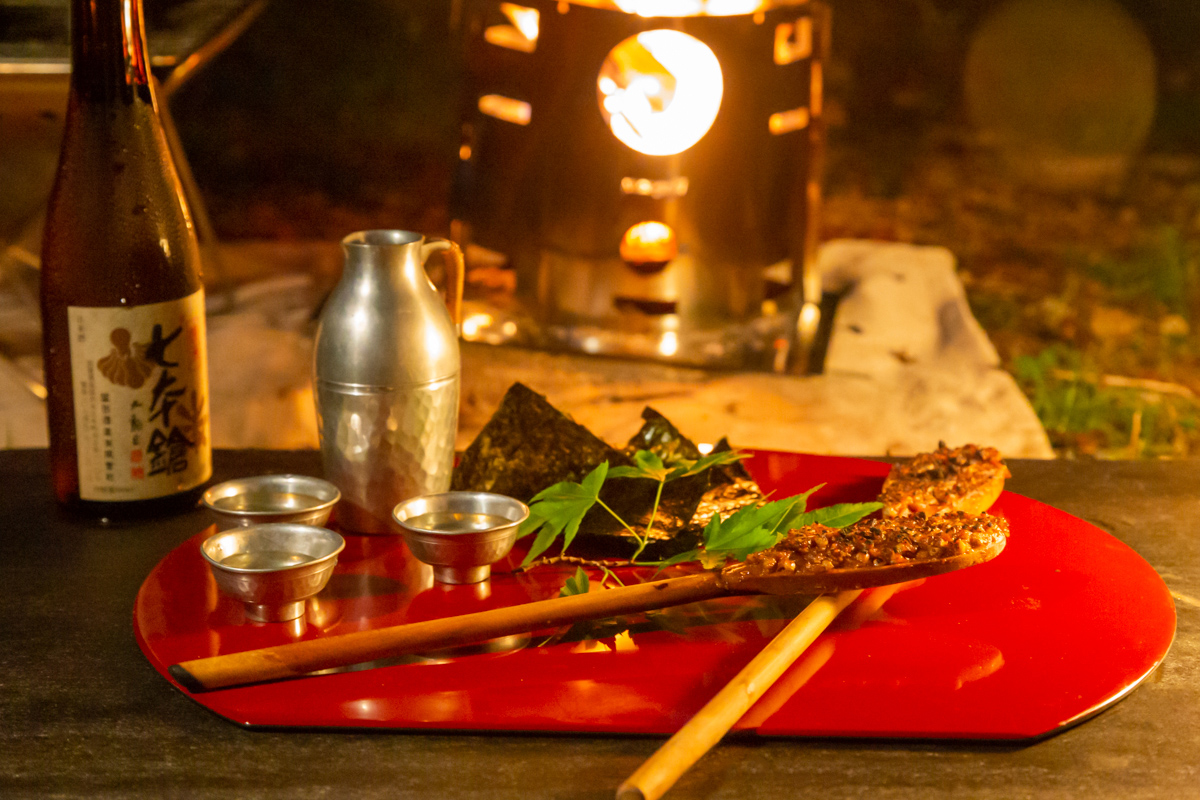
[68, 290, 211, 501]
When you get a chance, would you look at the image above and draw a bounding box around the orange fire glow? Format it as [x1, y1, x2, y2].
[620, 221, 678, 263]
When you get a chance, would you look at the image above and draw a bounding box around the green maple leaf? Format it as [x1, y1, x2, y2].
[517, 462, 608, 566]
[699, 485, 881, 563]
[608, 449, 670, 481]
[790, 502, 884, 530]
[700, 508, 785, 561]
[634, 449, 671, 473]
[608, 449, 744, 483]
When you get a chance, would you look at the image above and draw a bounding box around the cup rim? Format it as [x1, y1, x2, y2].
[200, 524, 346, 574]
[392, 491, 530, 534]
[201, 474, 341, 518]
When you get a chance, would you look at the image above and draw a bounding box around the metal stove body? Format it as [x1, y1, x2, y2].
[455, 0, 828, 371]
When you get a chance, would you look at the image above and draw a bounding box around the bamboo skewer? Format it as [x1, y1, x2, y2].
[172, 537, 1003, 692]
[616, 589, 863, 800]
[735, 581, 910, 731]
[171, 572, 728, 691]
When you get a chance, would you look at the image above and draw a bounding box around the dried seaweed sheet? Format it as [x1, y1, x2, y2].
[451, 383, 630, 501]
[626, 407, 702, 464]
[452, 388, 762, 560]
[711, 437, 753, 483]
[626, 412, 765, 532]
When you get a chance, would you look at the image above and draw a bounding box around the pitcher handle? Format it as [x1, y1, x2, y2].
[421, 237, 465, 335]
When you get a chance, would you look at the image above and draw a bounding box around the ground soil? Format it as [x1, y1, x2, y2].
[822, 126, 1200, 457]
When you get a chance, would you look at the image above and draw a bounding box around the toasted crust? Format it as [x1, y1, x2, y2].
[746, 512, 1008, 572]
[721, 511, 1008, 591]
[718, 443, 1011, 590]
[879, 442, 1009, 518]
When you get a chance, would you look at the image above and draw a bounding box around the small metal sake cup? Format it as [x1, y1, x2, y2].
[392, 492, 529, 584]
[202, 474, 340, 528]
[201, 523, 346, 622]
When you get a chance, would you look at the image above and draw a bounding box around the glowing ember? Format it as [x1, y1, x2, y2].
[620, 221, 678, 263]
[597, 30, 723, 156]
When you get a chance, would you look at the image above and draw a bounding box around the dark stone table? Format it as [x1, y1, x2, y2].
[1, 449, 1196, 798]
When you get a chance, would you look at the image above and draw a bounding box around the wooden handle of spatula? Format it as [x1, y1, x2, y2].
[170, 571, 726, 692]
[615, 589, 862, 800]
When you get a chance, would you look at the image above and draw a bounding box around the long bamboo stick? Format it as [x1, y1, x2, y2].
[171, 572, 727, 691]
[615, 589, 862, 800]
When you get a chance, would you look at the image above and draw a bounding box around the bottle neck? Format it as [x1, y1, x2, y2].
[343, 245, 426, 290]
[69, 0, 153, 104]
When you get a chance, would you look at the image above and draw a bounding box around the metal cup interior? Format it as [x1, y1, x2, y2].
[201, 523, 346, 622]
[392, 492, 529, 584]
[202, 474, 341, 528]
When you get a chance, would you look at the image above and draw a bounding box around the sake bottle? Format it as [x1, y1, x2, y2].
[40, 0, 212, 515]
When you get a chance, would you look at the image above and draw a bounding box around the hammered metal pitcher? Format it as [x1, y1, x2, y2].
[314, 230, 464, 533]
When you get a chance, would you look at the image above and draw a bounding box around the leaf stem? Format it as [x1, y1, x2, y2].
[599, 565, 626, 589]
[630, 479, 666, 563]
[596, 497, 638, 538]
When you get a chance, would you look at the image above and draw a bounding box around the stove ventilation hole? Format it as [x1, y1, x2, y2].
[774, 17, 812, 65]
[620, 221, 677, 273]
[484, 4, 539, 53]
[613, 298, 678, 316]
[769, 107, 810, 135]
[620, 176, 688, 200]
[613, 0, 760, 14]
[478, 94, 532, 126]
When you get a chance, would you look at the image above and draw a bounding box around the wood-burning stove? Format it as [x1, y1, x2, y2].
[455, 0, 829, 371]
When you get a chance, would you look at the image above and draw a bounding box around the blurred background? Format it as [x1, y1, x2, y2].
[3, 0, 1200, 457]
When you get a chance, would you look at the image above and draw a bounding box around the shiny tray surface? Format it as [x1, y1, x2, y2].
[134, 451, 1176, 738]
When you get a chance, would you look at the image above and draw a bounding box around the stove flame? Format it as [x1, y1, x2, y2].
[598, 30, 723, 156]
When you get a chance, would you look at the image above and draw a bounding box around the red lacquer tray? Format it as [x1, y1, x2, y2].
[134, 452, 1176, 739]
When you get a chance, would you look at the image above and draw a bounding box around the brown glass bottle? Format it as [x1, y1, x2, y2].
[40, 0, 212, 516]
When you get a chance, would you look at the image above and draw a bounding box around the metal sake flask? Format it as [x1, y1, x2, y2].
[314, 230, 464, 533]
